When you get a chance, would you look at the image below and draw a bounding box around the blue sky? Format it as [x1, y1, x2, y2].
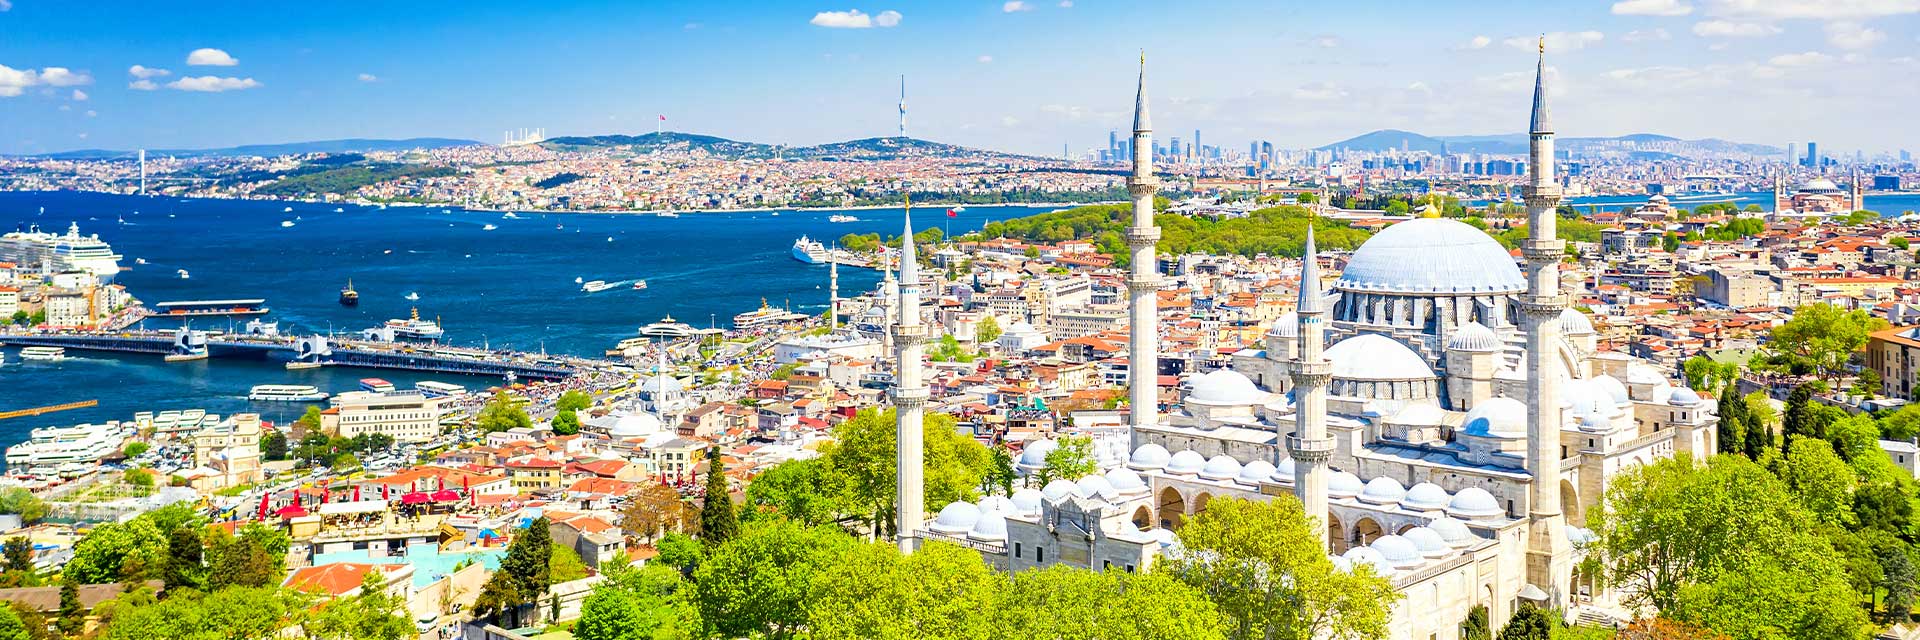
[2, 0, 1917, 156]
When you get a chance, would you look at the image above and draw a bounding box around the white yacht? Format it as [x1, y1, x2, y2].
[18, 347, 65, 362]
[828, 214, 859, 223]
[658, 211, 680, 218]
[5, 421, 133, 468]
[280, 220, 295, 228]
[248, 384, 329, 402]
[791, 236, 829, 264]
[582, 280, 616, 293]
[0, 222, 123, 283]
[639, 315, 696, 339]
[482, 224, 498, 231]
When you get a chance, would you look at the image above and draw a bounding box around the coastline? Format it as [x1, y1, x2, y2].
[5, 187, 1106, 216]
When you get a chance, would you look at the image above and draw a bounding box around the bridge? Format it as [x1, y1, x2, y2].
[0, 331, 579, 381]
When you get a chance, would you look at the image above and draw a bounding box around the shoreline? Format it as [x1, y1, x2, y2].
[0, 188, 1109, 216]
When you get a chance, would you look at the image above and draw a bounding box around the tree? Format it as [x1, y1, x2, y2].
[623, 481, 692, 541]
[473, 573, 525, 628]
[556, 390, 593, 413]
[1036, 435, 1097, 487]
[1615, 618, 1729, 640]
[551, 409, 581, 436]
[0, 489, 47, 525]
[574, 562, 695, 640]
[476, 391, 533, 433]
[504, 517, 554, 601]
[1716, 385, 1747, 455]
[1882, 540, 1919, 622]
[162, 526, 205, 591]
[1683, 356, 1738, 394]
[742, 459, 836, 526]
[2, 538, 30, 575]
[64, 517, 167, 584]
[206, 524, 286, 589]
[550, 543, 590, 583]
[655, 533, 703, 572]
[294, 405, 325, 435]
[984, 447, 1016, 497]
[1744, 391, 1778, 458]
[306, 571, 413, 640]
[692, 519, 855, 640]
[1495, 605, 1552, 640]
[1161, 495, 1398, 640]
[1767, 303, 1887, 384]
[262, 430, 289, 461]
[807, 541, 1002, 640]
[700, 448, 740, 545]
[97, 585, 309, 640]
[1461, 605, 1491, 640]
[819, 408, 992, 539]
[54, 580, 80, 636]
[330, 452, 361, 472]
[121, 442, 149, 458]
[1880, 403, 1920, 441]
[999, 564, 1230, 640]
[975, 315, 1002, 344]
[1775, 436, 1857, 527]
[1784, 384, 1816, 440]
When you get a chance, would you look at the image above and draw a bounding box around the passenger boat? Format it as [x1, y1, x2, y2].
[248, 384, 329, 402]
[4, 421, 133, 468]
[791, 236, 829, 264]
[582, 280, 616, 293]
[415, 381, 467, 398]
[339, 279, 360, 306]
[359, 378, 396, 393]
[482, 224, 498, 231]
[828, 214, 859, 223]
[18, 347, 65, 362]
[631, 280, 648, 290]
[639, 315, 695, 339]
[285, 361, 324, 371]
[732, 299, 804, 329]
[280, 220, 295, 228]
[658, 211, 680, 218]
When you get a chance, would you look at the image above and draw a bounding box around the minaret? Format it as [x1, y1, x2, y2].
[898, 75, 908, 139]
[1519, 38, 1573, 606]
[1126, 53, 1162, 439]
[829, 250, 840, 333]
[880, 253, 897, 351]
[1288, 225, 1335, 550]
[892, 196, 929, 554]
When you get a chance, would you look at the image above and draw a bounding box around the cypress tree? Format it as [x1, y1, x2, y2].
[1717, 385, 1746, 455]
[1784, 384, 1813, 440]
[699, 447, 739, 545]
[55, 580, 81, 636]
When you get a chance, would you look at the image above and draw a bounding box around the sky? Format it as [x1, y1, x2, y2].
[1, 0, 1918, 157]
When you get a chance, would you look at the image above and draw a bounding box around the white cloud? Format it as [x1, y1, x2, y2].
[1622, 28, 1673, 42]
[1000, 115, 1021, 127]
[84, 110, 94, 117]
[0, 1, 12, 11]
[1058, 0, 1072, 6]
[37, 67, 90, 87]
[0, 65, 35, 97]
[1691, 20, 1782, 37]
[186, 48, 239, 66]
[683, 23, 700, 30]
[1465, 35, 1492, 49]
[128, 65, 171, 79]
[977, 55, 993, 63]
[1702, 0, 1920, 20]
[1767, 51, 1833, 67]
[1406, 81, 1432, 94]
[128, 79, 158, 91]
[166, 75, 261, 92]
[70, 89, 86, 101]
[1613, 0, 1693, 15]
[809, 9, 901, 28]
[0, 64, 93, 97]
[76, 133, 87, 140]
[357, 72, 378, 82]
[1002, 1, 1031, 11]
[1507, 31, 1605, 51]
[1290, 82, 1348, 101]
[57, 104, 68, 111]
[1825, 21, 1885, 49]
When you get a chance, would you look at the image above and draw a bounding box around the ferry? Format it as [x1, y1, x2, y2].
[339, 279, 359, 306]
[502, 212, 520, 219]
[280, 220, 295, 228]
[177, 269, 190, 279]
[405, 292, 420, 301]
[482, 224, 498, 231]
[658, 211, 680, 218]
[359, 378, 396, 393]
[283, 206, 294, 212]
[248, 384, 329, 402]
[639, 315, 696, 339]
[0, 222, 124, 283]
[4, 421, 133, 468]
[791, 236, 829, 264]
[631, 280, 648, 290]
[333, 207, 345, 213]
[154, 299, 269, 318]
[18, 347, 65, 362]
[733, 299, 805, 330]
[415, 381, 467, 398]
[361, 308, 444, 342]
[582, 280, 616, 293]
[828, 214, 859, 223]
[285, 361, 324, 371]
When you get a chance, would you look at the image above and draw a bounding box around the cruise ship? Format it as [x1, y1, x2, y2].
[5, 421, 133, 468]
[247, 384, 329, 402]
[360, 308, 445, 342]
[639, 315, 696, 339]
[0, 223, 123, 282]
[791, 236, 829, 264]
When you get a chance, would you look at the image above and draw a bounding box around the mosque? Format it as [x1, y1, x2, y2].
[899, 46, 1717, 638]
[1772, 172, 1867, 216]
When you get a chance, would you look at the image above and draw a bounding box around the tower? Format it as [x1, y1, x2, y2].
[1126, 53, 1162, 439]
[1288, 226, 1335, 550]
[892, 196, 929, 554]
[898, 75, 908, 139]
[138, 150, 147, 195]
[1852, 168, 1866, 211]
[1519, 38, 1573, 607]
[829, 250, 840, 333]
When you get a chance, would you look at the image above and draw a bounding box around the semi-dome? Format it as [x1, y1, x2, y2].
[1128, 443, 1172, 470]
[1370, 535, 1424, 568]
[1563, 378, 1624, 419]
[608, 412, 664, 438]
[1358, 476, 1407, 505]
[1402, 527, 1452, 558]
[1341, 546, 1395, 575]
[1010, 488, 1044, 516]
[1237, 459, 1276, 485]
[1446, 321, 1501, 352]
[1403, 482, 1451, 511]
[1105, 468, 1148, 495]
[1271, 458, 1297, 483]
[1428, 516, 1478, 547]
[1626, 363, 1665, 386]
[1188, 369, 1266, 406]
[1460, 397, 1528, 439]
[1017, 439, 1057, 469]
[1328, 471, 1363, 498]
[1335, 218, 1526, 294]
[1198, 455, 1244, 481]
[929, 502, 981, 534]
[1041, 479, 1079, 501]
[968, 509, 1008, 541]
[1390, 403, 1447, 426]
[1325, 334, 1438, 381]
[1268, 312, 1299, 338]
[1074, 475, 1119, 502]
[1669, 387, 1703, 406]
[1166, 450, 1206, 476]
[1446, 487, 1504, 520]
[1593, 374, 1631, 406]
[1554, 308, 1596, 335]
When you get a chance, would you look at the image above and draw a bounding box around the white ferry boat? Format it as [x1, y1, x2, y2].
[5, 421, 132, 468]
[582, 280, 617, 293]
[360, 378, 396, 393]
[791, 236, 829, 264]
[248, 384, 329, 402]
[733, 299, 806, 330]
[280, 220, 295, 228]
[631, 280, 648, 290]
[18, 347, 65, 362]
[415, 381, 467, 398]
[482, 224, 498, 231]
[0, 222, 123, 283]
[657, 211, 680, 218]
[361, 308, 445, 342]
[639, 315, 696, 339]
[828, 214, 859, 223]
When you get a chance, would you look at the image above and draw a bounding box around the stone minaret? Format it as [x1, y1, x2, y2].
[1288, 225, 1335, 550]
[829, 250, 840, 333]
[1520, 38, 1573, 605]
[1126, 54, 1162, 437]
[892, 197, 929, 554]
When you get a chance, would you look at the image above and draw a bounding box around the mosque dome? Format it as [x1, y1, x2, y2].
[968, 509, 1008, 542]
[1428, 516, 1478, 547]
[1017, 439, 1057, 469]
[1554, 308, 1596, 335]
[1328, 471, 1364, 498]
[1579, 413, 1612, 432]
[1370, 535, 1424, 568]
[1237, 459, 1276, 486]
[978, 495, 1014, 514]
[1446, 487, 1505, 520]
[1188, 370, 1267, 406]
[1358, 476, 1408, 505]
[1669, 387, 1703, 406]
[1128, 443, 1172, 471]
[929, 502, 981, 534]
[1626, 364, 1665, 386]
[1341, 546, 1396, 576]
[1402, 527, 1453, 558]
[1010, 488, 1045, 516]
[1148, 528, 1179, 547]
[1335, 218, 1526, 295]
[1166, 450, 1206, 476]
[608, 412, 664, 438]
[1648, 194, 1669, 203]
[1074, 475, 1119, 502]
[1325, 334, 1438, 381]
[1563, 378, 1624, 419]
[1041, 479, 1079, 501]
[1446, 321, 1501, 352]
[1460, 397, 1528, 439]
[1198, 455, 1244, 481]
[1593, 374, 1631, 406]
[1269, 312, 1299, 338]
[1801, 178, 1842, 193]
[1403, 482, 1452, 511]
[1271, 458, 1297, 483]
[1105, 468, 1148, 495]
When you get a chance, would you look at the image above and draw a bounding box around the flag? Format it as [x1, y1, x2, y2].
[946, 209, 958, 218]
[658, 115, 666, 121]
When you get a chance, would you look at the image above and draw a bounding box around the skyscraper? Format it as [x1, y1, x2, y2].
[1807, 141, 1820, 169]
[1126, 55, 1161, 441]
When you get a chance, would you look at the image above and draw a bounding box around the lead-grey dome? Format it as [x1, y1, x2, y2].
[1335, 218, 1525, 294]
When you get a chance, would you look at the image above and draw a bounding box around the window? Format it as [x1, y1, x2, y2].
[1037, 547, 1045, 563]
[1125, 564, 1135, 573]
[1013, 543, 1021, 559]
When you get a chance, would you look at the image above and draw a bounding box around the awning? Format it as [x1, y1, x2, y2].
[274, 505, 309, 518]
[316, 500, 388, 515]
[429, 490, 460, 502]
[400, 492, 431, 505]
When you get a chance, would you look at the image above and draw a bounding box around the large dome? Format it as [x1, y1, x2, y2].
[1336, 218, 1525, 295]
[1188, 369, 1266, 406]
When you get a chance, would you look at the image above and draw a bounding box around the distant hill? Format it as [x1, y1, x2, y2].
[25, 138, 482, 160]
[539, 132, 1023, 161]
[1317, 129, 1780, 157]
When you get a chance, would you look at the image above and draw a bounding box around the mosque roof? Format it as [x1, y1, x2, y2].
[1460, 397, 1528, 439]
[1325, 334, 1437, 381]
[1446, 321, 1501, 352]
[1187, 369, 1267, 406]
[1334, 218, 1525, 295]
[1800, 178, 1842, 193]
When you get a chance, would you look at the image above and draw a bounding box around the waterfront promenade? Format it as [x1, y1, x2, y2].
[0, 330, 583, 380]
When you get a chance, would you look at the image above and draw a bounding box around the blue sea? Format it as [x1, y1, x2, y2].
[0, 191, 1041, 438]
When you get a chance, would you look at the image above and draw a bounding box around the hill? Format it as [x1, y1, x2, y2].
[1317, 129, 1780, 157]
[26, 138, 482, 160]
[539, 132, 1023, 161]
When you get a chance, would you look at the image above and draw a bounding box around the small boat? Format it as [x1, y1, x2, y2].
[582, 280, 615, 293]
[658, 211, 680, 218]
[285, 361, 323, 371]
[574, 276, 584, 284]
[339, 279, 360, 306]
[770, 212, 780, 216]
[135, 258, 148, 265]
[19, 347, 65, 362]
[556, 223, 564, 230]
[441, 209, 451, 213]
[282, 206, 293, 212]
[405, 292, 420, 301]
[383, 249, 393, 254]
[333, 207, 344, 212]
[482, 224, 498, 231]
[163, 352, 207, 363]
[829, 214, 858, 223]
[606, 236, 615, 242]
[632, 280, 648, 290]
[502, 212, 520, 219]
[176, 269, 190, 279]
[280, 220, 295, 228]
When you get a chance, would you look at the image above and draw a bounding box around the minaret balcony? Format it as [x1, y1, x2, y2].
[1286, 435, 1336, 463]
[1125, 227, 1161, 245]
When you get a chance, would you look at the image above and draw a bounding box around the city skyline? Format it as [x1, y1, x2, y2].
[1, 0, 1918, 156]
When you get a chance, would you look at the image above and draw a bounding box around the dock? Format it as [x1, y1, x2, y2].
[0, 400, 99, 421]
[0, 331, 579, 380]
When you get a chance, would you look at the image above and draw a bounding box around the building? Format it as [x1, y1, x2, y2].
[322, 391, 450, 444]
[1772, 174, 1865, 215]
[1869, 325, 1920, 400]
[187, 413, 264, 490]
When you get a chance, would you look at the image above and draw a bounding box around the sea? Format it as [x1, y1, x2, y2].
[0, 191, 1042, 439]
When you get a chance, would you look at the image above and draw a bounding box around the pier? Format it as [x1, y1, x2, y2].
[0, 331, 580, 380]
[0, 400, 99, 421]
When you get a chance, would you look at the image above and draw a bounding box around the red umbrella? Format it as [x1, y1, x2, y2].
[257, 493, 270, 521]
[353, 486, 362, 502]
[275, 504, 308, 519]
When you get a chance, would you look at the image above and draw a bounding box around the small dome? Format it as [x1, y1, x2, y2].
[1198, 455, 1243, 481]
[1371, 535, 1424, 567]
[1446, 321, 1501, 352]
[1105, 468, 1148, 495]
[929, 501, 981, 534]
[1147, 528, 1179, 546]
[1074, 475, 1119, 502]
[1402, 482, 1451, 511]
[1341, 546, 1395, 575]
[1269, 312, 1299, 338]
[1017, 439, 1057, 469]
[968, 509, 1008, 541]
[1325, 334, 1438, 381]
[1358, 476, 1407, 505]
[1402, 527, 1452, 558]
[1041, 479, 1079, 501]
[1592, 374, 1631, 406]
[1330, 555, 1353, 573]
[1328, 471, 1363, 498]
[1428, 516, 1478, 547]
[1562, 379, 1622, 419]
[1579, 413, 1611, 432]
[1237, 459, 1276, 485]
[1446, 487, 1504, 520]
[1188, 370, 1267, 406]
[609, 412, 664, 437]
[1271, 458, 1297, 483]
[1166, 450, 1206, 476]
[1010, 488, 1044, 516]
[1460, 397, 1527, 439]
[1555, 308, 1596, 335]
[977, 495, 1014, 514]
[1669, 387, 1703, 406]
[1127, 443, 1172, 470]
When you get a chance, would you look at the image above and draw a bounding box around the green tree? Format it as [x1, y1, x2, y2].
[121, 442, 149, 458]
[1461, 605, 1491, 640]
[975, 315, 1002, 344]
[206, 524, 286, 589]
[742, 458, 837, 526]
[1767, 303, 1888, 384]
[476, 391, 533, 433]
[1716, 385, 1747, 455]
[700, 448, 740, 545]
[54, 580, 79, 636]
[262, 431, 289, 461]
[64, 517, 167, 584]
[807, 541, 1002, 640]
[1683, 356, 1738, 393]
[1775, 436, 1858, 527]
[1161, 495, 1398, 640]
[820, 408, 992, 539]
[1001, 564, 1230, 640]
[1036, 435, 1097, 486]
[551, 409, 581, 436]
[1784, 384, 1816, 440]
[305, 571, 412, 640]
[550, 543, 590, 583]
[1495, 605, 1552, 640]
[692, 519, 855, 640]
[97, 585, 308, 640]
[294, 405, 324, 434]
[655, 532, 703, 571]
[162, 526, 205, 591]
[984, 447, 1017, 497]
[2, 537, 31, 575]
[1743, 391, 1778, 458]
[556, 390, 594, 413]
[0, 490, 46, 526]
[1880, 403, 1920, 441]
[504, 517, 555, 600]
[575, 562, 695, 640]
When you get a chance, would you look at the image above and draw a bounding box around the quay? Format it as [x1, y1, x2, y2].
[0, 400, 99, 421]
[0, 331, 579, 381]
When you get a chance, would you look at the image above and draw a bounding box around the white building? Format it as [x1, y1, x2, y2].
[322, 391, 450, 444]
